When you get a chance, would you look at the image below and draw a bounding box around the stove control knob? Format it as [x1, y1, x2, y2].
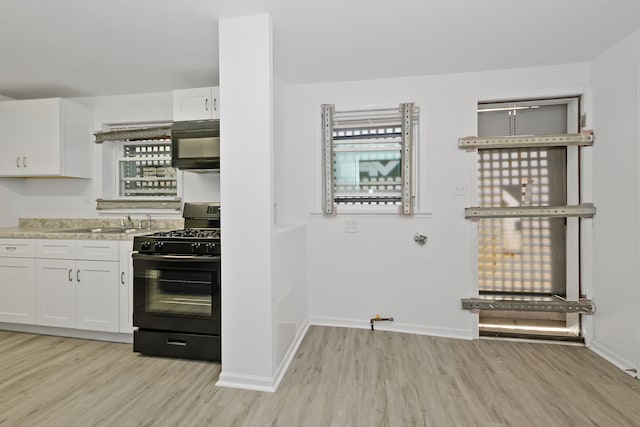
[153, 241, 164, 251]
[191, 242, 201, 253]
[140, 241, 151, 251]
[205, 242, 216, 253]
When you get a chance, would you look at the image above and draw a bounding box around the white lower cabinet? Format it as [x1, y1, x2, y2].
[0, 239, 36, 324]
[35, 240, 120, 333]
[0, 238, 131, 336]
[35, 258, 76, 328]
[76, 260, 120, 332]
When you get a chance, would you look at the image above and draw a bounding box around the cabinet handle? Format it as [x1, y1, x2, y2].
[22, 157, 27, 168]
[68, 269, 73, 282]
[5, 246, 17, 252]
[213, 98, 217, 111]
[205, 98, 209, 111]
[76, 269, 80, 282]
[121, 272, 125, 285]
[16, 157, 20, 168]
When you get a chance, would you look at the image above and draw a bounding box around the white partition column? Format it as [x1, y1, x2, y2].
[217, 14, 276, 391]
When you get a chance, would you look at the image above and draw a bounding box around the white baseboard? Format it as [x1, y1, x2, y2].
[0, 322, 133, 343]
[215, 371, 280, 393]
[216, 321, 310, 392]
[308, 315, 473, 341]
[589, 340, 638, 377]
[272, 321, 310, 389]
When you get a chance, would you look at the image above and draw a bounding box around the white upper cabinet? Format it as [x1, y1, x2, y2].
[0, 98, 92, 178]
[173, 86, 220, 121]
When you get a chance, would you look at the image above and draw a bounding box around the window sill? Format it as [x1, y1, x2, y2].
[310, 206, 432, 218]
[96, 199, 182, 211]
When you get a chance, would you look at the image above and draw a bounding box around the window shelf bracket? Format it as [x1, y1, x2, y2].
[465, 204, 596, 219]
[458, 133, 593, 150]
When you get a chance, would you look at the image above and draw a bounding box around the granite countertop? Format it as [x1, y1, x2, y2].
[0, 218, 184, 241]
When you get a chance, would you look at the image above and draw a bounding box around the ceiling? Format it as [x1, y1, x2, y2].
[2, 0, 640, 100]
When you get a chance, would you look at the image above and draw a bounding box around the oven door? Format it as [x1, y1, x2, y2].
[133, 253, 220, 335]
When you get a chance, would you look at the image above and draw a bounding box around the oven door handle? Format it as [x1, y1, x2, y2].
[133, 253, 221, 262]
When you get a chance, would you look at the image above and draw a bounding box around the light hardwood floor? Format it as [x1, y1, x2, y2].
[1, 326, 639, 426]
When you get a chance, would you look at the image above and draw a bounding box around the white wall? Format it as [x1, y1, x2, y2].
[15, 92, 172, 219]
[271, 73, 309, 384]
[9, 91, 219, 221]
[281, 63, 591, 339]
[589, 27, 640, 373]
[0, 179, 23, 226]
[272, 225, 307, 373]
[0, 95, 25, 226]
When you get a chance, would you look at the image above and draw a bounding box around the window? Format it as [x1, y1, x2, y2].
[321, 103, 418, 214]
[95, 122, 182, 210]
[118, 139, 177, 198]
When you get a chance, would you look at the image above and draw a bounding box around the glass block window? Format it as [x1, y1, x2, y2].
[118, 139, 177, 198]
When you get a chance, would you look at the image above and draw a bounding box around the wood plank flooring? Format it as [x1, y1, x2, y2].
[0, 326, 639, 426]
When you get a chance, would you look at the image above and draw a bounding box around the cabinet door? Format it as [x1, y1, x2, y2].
[0, 258, 36, 324]
[0, 104, 24, 175]
[173, 87, 218, 121]
[22, 100, 60, 176]
[119, 241, 134, 333]
[76, 260, 119, 332]
[210, 86, 220, 119]
[0, 98, 90, 178]
[35, 258, 76, 328]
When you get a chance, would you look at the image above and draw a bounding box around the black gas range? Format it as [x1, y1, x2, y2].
[132, 202, 222, 362]
[134, 202, 221, 255]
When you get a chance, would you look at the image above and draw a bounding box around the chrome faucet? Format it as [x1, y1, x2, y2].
[125, 215, 134, 228]
[146, 214, 152, 229]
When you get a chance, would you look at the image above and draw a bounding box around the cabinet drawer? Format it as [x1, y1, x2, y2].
[36, 239, 119, 261]
[0, 239, 35, 257]
[75, 240, 118, 261]
[36, 240, 75, 259]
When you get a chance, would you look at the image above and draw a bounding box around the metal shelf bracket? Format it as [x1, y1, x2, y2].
[465, 204, 596, 219]
[94, 126, 171, 143]
[461, 296, 595, 314]
[459, 133, 593, 150]
[321, 104, 335, 215]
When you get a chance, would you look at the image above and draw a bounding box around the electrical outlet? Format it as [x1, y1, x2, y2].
[344, 220, 358, 233]
[454, 183, 468, 196]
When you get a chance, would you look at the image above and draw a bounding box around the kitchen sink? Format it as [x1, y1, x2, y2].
[51, 227, 144, 234]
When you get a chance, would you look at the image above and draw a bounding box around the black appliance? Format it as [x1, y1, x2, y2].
[171, 119, 220, 170]
[132, 202, 221, 361]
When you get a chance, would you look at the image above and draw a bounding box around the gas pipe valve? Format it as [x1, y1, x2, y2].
[413, 233, 427, 245]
